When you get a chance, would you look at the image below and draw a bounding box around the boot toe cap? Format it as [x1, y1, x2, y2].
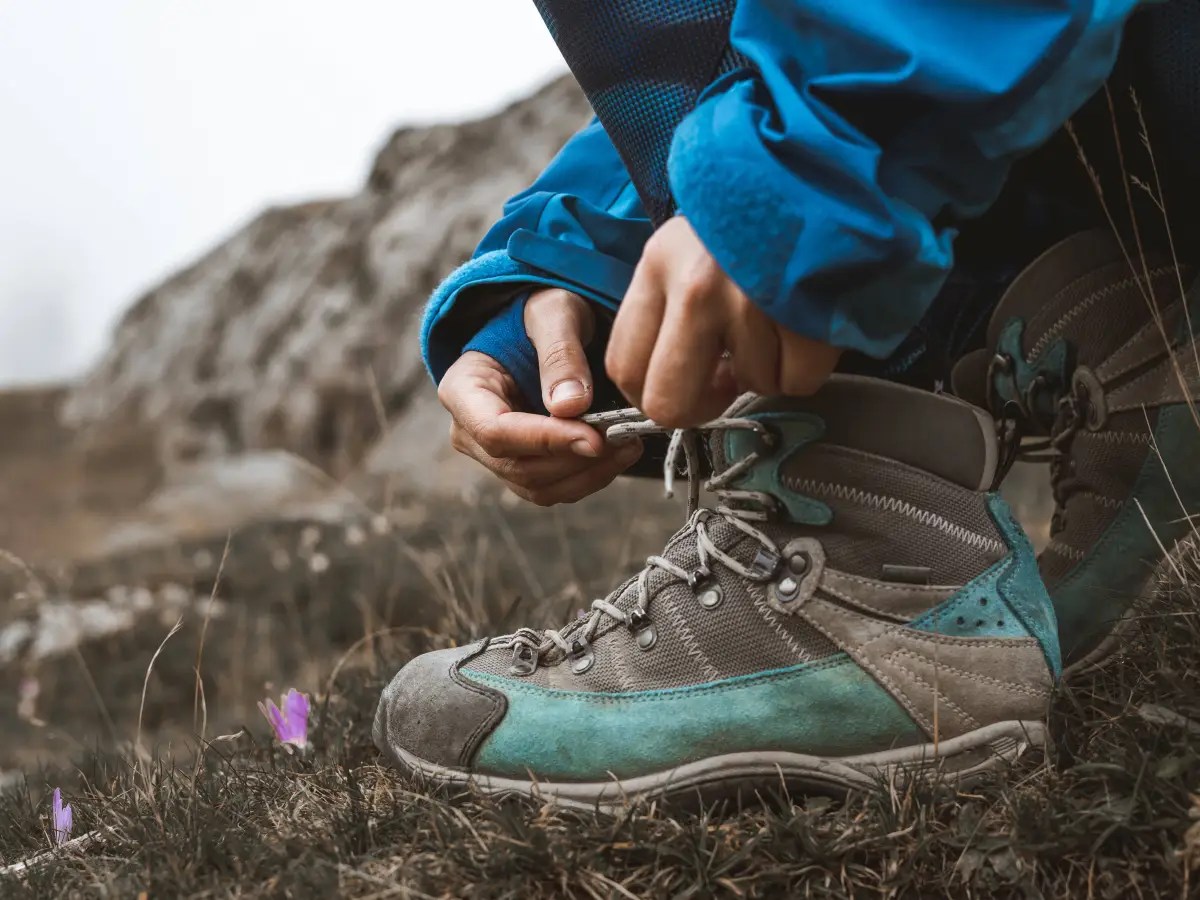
[373, 642, 507, 770]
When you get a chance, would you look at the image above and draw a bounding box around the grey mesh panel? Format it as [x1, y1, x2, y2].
[462, 515, 838, 692]
[779, 445, 1005, 582]
[1071, 412, 1156, 499]
[465, 642, 542, 680]
[1037, 543, 1080, 583]
[1047, 493, 1126, 571]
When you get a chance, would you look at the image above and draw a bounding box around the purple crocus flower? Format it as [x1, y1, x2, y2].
[51, 788, 72, 847]
[258, 689, 310, 752]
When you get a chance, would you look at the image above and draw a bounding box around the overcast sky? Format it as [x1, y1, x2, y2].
[0, 1, 565, 386]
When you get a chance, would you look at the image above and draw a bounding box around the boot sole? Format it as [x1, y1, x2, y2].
[388, 719, 1046, 813]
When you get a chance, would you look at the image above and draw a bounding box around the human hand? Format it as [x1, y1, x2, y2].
[606, 217, 842, 428]
[437, 289, 643, 505]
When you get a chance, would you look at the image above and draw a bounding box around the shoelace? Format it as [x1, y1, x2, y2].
[988, 351, 1087, 535]
[505, 396, 786, 676]
[1040, 386, 1091, 536]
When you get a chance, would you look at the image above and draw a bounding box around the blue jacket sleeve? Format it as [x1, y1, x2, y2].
[668, 0, 1141, 359]
[421, 118, 653, 406]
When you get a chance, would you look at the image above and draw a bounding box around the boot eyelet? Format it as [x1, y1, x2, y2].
[773, 575, 802, 604]
[1072, 366, 1108, 431]
[509, 644, 537, 677]
[627, 608, 657, 650]
[766, 538, 824, 614]
[787, 552, 811, 576]
[696, 582, 724, 610]
[568, 639, 595, 675]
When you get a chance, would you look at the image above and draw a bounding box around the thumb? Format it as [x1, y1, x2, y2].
[524, 288, 596, 418]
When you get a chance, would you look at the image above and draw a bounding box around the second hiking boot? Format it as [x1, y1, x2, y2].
[954, 229, 1200, 672]
[374, 377, 1059, 809]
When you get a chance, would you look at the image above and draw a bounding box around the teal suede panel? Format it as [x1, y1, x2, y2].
[724, 414, 833, 525]
[995, 318, 1071, 421]
[467, 655, 923, 780]
[987, 494, 1062, 677]
[910, 560, 1031, 641]
[908, 496, 1059, 678]
[1052, 403, 1200, 660]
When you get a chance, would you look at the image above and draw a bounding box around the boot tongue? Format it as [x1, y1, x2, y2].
[706, 377, 999, 494]
[950, 348, 993, 412]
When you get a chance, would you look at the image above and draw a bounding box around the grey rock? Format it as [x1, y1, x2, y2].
[63, 77, 589, 484]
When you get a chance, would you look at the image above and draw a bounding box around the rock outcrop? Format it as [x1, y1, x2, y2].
[63, 76, 590, 485]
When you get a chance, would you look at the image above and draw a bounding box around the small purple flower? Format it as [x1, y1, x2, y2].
[51, 788, 72, 847]
[258, 689, 309, 752]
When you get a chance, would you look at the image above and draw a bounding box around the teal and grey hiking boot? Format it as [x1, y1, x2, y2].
[953, 229, 1200, 673]
[374, 377, 1059, 810]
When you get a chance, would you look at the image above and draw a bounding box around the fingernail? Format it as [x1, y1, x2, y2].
[570, 438, 599, 458]
[551, 380, 586, 405]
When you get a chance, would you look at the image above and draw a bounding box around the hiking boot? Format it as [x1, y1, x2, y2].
[953, 229, 1200, 673]
[374, 377, 1059, 810]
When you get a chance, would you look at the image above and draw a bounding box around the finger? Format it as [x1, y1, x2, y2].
[727, 300, 783, 395]
[777, 331, 843, 397]
[510, 440, 645, 507]
[524, 289, 596, 418]
[451, 423, 618, 488]
[475, 411, 604, 459]
[639, 281, 728, 427]
[709, 356, 741, 409]
[441, 354, 603, 458]
[606, 256, 667, 407]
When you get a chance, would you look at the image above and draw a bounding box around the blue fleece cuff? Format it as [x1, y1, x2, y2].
[462, 294, 545, 414]
[421, 240, 634, 394]
[668, 79, 955, 360]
